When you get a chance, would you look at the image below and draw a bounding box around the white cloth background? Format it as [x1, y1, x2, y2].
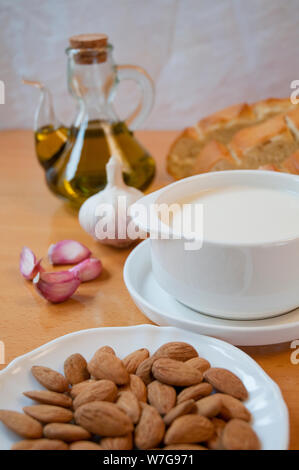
[0, 0, 298, 130]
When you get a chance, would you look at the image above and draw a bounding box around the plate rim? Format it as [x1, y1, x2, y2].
[124, 239, 299, 334]
[0, 324, 290, 450]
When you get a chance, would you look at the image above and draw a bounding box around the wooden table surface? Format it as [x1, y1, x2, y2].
[0, 129, 298, 449]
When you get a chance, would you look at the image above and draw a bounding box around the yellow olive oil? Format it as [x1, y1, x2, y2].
[35, 125, 69, 169]
[35, 120, 155, 206]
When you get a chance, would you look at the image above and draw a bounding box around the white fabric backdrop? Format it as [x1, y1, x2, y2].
[0, 0, 298, 130]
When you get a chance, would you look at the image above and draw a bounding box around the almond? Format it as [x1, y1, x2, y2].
[88, 351, 129, 385]
[98, 345, 116, 355]
[0, 410, 43, 439]
[195, 394, 222, 418]
[163, 444, 207, 450]
[116, 391, 141, 424]
[153, 342, 198, 362]
[70, 441, 103, 450]
[122, 348, 150, 374]
[152, 358, 203, 387]
[119, 374, 148, 402]
[134, 403, 165, 450]
[31, 439, 69, 450]
[64, 353, 90, 385]
[221, 419, 260, 450]
[147, 380, 176, 415]
[73, 380, 118, 410]
[186, 357, 211, 373]
[74, 401, 133, 436]
[101, 433, 133, 450]
[23, 405, 73, 423]
[177, 383, 213, 404]
[31, 366, 69, 393]
[23, 390, 72, 408]
[206, 417, 226, 450]
[70, 379, 96, 399]
[12, 439, 68, 450]
[164, 399, 196, 427]
[11, 440, 36, 450]
[43, 423, 91, 441]
[204, 368, 248, 401]
[135, 357, 155, 385]
[165, 414, 214, 444]
[126, 374, 147, 402]
[218, 394, 251, 422]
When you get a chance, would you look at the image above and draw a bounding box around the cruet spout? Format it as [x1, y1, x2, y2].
[22, 78, 59, 131]
[22, 78, 68, 170]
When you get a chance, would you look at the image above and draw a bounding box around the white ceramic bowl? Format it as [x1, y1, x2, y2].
[132, 170, 299, 320]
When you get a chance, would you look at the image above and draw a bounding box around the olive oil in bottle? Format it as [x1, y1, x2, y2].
[35, 120, 155, 206]
[35, 125, 68, 169]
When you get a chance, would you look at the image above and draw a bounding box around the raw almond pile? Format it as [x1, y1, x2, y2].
[0, 342, 260, 450]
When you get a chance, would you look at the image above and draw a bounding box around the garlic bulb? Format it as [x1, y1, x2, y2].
[79, 155, 143, 248]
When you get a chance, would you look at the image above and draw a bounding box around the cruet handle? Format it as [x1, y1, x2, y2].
[115, 65, 155, 130]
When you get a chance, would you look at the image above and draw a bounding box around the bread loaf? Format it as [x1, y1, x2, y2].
[167, 99, 299, 178]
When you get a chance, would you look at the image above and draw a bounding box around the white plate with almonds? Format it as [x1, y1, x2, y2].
[0, 325, 289, 450]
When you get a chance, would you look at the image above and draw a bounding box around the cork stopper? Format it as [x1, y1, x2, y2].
[69, 33, 108, 49]
[69, 33, 108, 65]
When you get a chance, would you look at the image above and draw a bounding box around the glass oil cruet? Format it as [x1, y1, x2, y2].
[24, 33, 156, 207]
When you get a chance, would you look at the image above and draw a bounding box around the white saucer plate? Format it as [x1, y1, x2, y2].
[0, 325, 289, 450]
[124, 240, 299, 346]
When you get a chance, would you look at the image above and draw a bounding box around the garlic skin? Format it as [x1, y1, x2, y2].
[33, 271, 81, 304]
[19, 247, 44, 280]
[48, 240, 91, 265]
[69, 258, 102, 282]
[79, 155, 143, 248]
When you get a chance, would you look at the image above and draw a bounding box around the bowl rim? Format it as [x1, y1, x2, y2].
[132, 170, 299, 248]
